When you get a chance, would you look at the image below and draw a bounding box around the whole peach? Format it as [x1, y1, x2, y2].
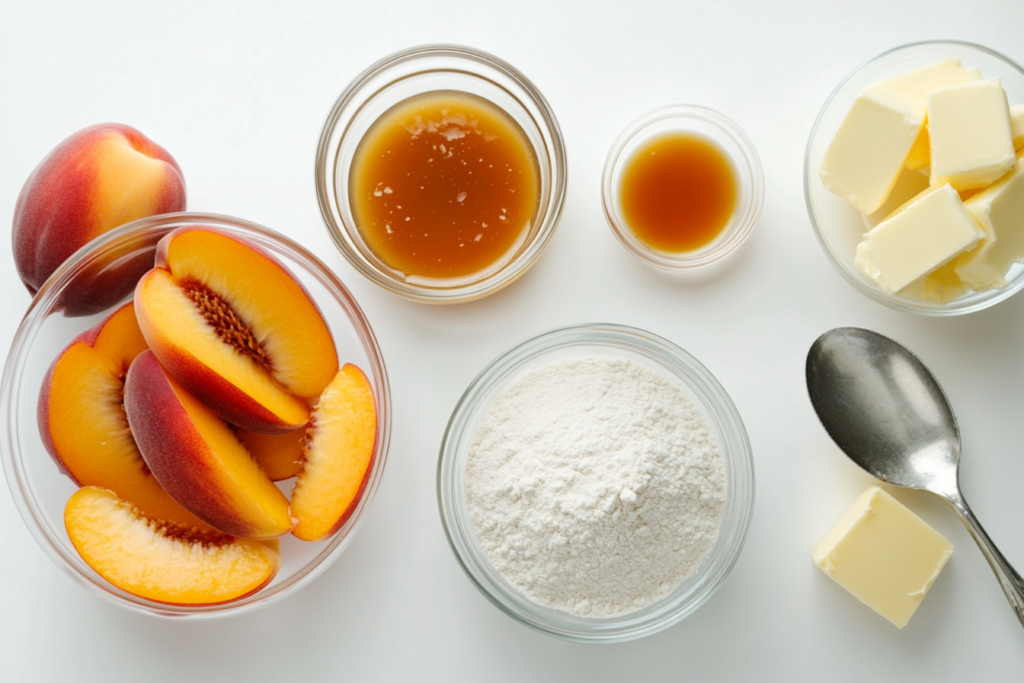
[12, 123, 186, 312]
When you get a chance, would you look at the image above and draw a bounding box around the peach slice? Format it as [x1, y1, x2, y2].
[37, 302, 211, 530]
[65, 487, 280, 606]
[134, 226, 337, 434]
[13, 124, 186, 315]
[291, 364, 377, 542]
[124, 350, 294, 539]
[237, 427, 306, 481]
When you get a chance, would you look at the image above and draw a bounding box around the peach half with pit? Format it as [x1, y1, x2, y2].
[65, 487, 281, 606]
[37, 301, 211, 530]
[124, 350, 293, 539]
[134, 226, 338, 434]
[13, 124, 186, 314]
[291, 363, 377, 542]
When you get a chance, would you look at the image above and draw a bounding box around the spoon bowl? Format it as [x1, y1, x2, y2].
[806, 327, 1024, 628]
[806, 328, 961, 496]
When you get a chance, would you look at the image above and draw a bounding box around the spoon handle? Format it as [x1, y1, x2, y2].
[945, 492, 1024, 628]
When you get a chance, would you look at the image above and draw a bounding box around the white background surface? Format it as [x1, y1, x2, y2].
[3, 1, 1024, 681]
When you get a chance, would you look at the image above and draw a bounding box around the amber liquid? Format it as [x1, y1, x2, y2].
[350, 91, 540, 280]
[619, 132, 738, 253]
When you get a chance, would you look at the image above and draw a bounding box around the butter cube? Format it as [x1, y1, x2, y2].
[820, 84, 926, 215]
[1011, 104, 1024, 150]
[955, 158, 1024, 289]
[863, 167, 930, 229]
[855, 184, 984, 293]
[929, 79, 1016, 191]
[880, 57, 981, 103]
[813, 487, 953, 629]
[882, 58, 981, 171]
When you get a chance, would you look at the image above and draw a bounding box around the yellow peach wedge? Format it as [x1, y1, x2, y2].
[291, 364, 377, 542]
[65, 487, 280, 606]
[124, 350, 293, 539]
[134, 226, 337, 434]
[37, 302, 212, 530]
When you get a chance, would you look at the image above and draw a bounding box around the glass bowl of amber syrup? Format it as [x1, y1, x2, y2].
[317, 45, 567, 304]
[602, 105, 763, 270]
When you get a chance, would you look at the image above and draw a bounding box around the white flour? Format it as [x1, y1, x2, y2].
[466, 355, 727, 618]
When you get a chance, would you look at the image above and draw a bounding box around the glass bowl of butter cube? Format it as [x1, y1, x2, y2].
[805, 41, 1024, 315]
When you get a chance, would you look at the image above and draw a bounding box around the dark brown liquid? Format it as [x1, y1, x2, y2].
[619, 132, 738, 253]
[350, 91, 540, 279]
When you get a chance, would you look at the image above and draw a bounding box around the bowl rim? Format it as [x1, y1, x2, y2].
[1, 211, 392, 619]
[315, 43, 568, 304]
[436, 322, 755, 642]
[602, 104, 764, 270]
[803, 39, 1024, 316]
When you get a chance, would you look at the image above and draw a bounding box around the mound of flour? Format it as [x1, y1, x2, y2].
[466, 355, 727, 618]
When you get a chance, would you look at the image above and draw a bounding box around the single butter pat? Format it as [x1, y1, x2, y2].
[855, 184, 984, 293]
[955, 158, 1024, 289]
[880, 57, 981, 103]
[882, 58, 981, 171]
[813, 487, 953, 629]
[1011, 104, 1024, 150]
[820, 84, 925, 215]
[929, 78, 1016, 191]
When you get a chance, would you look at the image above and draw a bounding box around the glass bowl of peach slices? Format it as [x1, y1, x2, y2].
[806, 41, 1024, 315]
[1, 212, 391, 618]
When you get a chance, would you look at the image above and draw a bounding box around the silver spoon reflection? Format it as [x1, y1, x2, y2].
[806, 327, 1024, 628]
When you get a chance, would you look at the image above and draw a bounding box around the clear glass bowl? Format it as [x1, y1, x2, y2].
[1, 212, 392, 619]
[316, 44, 567, 304]
[602, 105, 764, 269]
[804, 40, 1024, 316]
[436, 323, 754, 642]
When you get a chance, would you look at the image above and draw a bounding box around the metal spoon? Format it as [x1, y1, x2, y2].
[806, 326, 1024, 627]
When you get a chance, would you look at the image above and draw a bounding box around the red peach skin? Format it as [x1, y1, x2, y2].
[37, 302, 213, 530]
[133, 226, 338, 433]
[124, 350, 293, 539]
[12, 123, 185, 315]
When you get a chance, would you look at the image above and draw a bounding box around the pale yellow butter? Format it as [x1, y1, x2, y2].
[880, 57, 982, 103]
[904, 126, 931, 171]
[929, 78, 1016, 191]
[1011, 104, 1024, 150]
[855, 184, 984, 293]
[820, 84, 925, 215]
[955, 158, 1024, 289]
[922, 259, 970, 303]
[881, 58, 981, 171]
[813, 487, 953, 629]
[863, 167, 930, 229]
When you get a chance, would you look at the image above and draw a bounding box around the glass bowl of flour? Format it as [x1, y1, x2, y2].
[437, 323, 754, 642]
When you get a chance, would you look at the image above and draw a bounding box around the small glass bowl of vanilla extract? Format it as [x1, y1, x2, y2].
[602, 105, 764, 270]
[317, 45, 567, 304]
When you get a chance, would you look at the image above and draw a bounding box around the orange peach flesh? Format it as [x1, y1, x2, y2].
[125, 351, 294, 539]
[237, 428, 306, 481]
[169, 375, 295, 537]
[158, 228, 338, 398]
[65, 487, 280, 606]
[39, 303, 212, 530]
[291, 364, 377, 542]
[135, 267, 311, 434]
